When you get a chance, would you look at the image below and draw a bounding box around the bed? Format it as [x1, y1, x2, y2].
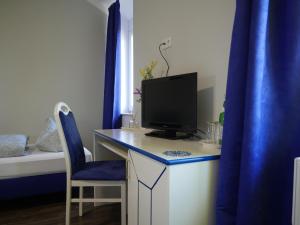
[0, 148, 92, 200]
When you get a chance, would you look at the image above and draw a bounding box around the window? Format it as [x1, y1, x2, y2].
[120, 17, 133, 114]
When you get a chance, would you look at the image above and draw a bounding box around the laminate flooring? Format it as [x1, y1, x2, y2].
[0, 193, 121, 225]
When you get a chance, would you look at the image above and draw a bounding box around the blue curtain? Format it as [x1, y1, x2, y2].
[216, 1, 300, 225]
[102, 0, 121, 129]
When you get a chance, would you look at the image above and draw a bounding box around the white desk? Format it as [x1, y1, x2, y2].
[93, 128, 220, 225]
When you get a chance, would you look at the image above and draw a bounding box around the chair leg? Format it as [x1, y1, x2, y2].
[93, 186, 96, 207]
[121, 184, 126, 225]
[79, 186, 83, 216]
[66, 183, 72, 225]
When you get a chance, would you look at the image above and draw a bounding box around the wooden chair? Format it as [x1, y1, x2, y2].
[54, 102, 126, 225]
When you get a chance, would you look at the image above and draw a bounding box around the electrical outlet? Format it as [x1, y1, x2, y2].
[160, 37, 172, 50]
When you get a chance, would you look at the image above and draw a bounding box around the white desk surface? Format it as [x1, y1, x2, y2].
[94, 128, 220, 165]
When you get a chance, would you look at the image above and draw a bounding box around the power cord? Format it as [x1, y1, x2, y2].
[197, 128, 207, 135]
[191, 128, 207, 140]
[159, 43, 170, 76]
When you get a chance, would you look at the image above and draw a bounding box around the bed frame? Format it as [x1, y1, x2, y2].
[0, 173, 66, 200]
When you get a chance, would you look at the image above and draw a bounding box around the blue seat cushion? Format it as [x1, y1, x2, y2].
[71, 160, 126, 181]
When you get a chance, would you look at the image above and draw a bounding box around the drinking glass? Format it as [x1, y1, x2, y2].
[207, 122, 216, 143]
[207, 121, 223, 144]
[215, 123, 223, 145]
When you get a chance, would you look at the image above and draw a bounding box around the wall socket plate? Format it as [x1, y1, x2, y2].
[160, 37, 172, 50]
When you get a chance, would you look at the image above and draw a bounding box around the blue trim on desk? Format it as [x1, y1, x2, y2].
[137, 182, 140, 225]
[151, 167, 166, 189]
[94, 131, 220, 165]
[137, 166, 166, 225]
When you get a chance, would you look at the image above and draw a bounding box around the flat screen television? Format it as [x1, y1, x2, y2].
[141, 72, 197, 139]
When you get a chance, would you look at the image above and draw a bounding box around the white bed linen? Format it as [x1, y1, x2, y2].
[0, 148, 92, 179]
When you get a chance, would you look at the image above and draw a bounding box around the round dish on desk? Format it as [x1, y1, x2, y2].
[163, 150, 192, 157]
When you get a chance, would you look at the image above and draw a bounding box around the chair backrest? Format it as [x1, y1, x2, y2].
[54, 102, 86, 178]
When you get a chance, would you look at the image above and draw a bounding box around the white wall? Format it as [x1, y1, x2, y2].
[134, 0, 235, 129]
[0, 0, 107, 149]
[88, 0, 133, 20]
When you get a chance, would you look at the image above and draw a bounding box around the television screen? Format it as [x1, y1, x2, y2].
[142, 73, 197, 136]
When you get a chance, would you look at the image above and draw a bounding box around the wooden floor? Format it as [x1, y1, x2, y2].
[0, 194, 121, 225]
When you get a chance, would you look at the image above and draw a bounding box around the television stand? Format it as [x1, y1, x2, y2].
[145, 130, 192, 140]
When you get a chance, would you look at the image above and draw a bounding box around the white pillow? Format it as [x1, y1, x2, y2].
[35, 117, 62, 152]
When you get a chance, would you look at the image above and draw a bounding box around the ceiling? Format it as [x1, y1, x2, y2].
[87, 0, 133, 20]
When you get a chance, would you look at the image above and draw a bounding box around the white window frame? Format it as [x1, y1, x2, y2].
[120, 17, 133, 114]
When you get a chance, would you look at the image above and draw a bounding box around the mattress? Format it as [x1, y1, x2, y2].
[0, 148, 92, 179]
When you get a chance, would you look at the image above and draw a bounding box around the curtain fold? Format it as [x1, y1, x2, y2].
[102, 0, 121, 129]
[216, 0, 300, 225]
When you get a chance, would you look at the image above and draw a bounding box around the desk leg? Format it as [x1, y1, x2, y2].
[93, 134, 97, 207]
[93, 134, 106, 206]
[93, 134, 123, 207]
[128, 152, 138, 225]
[93, 134, 96, 161]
